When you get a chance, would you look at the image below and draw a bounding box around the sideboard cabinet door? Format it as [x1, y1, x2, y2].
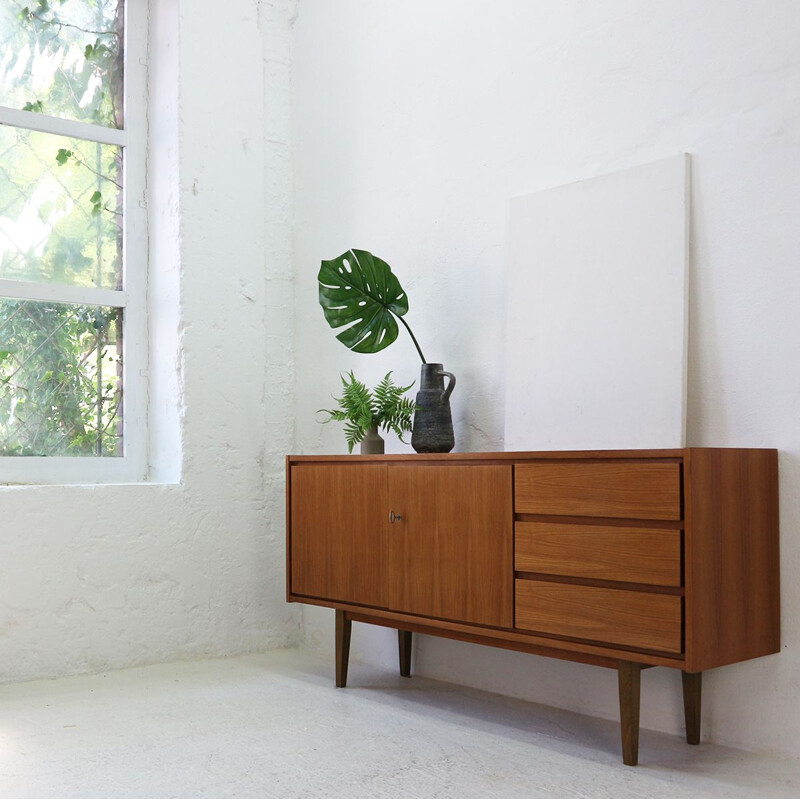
[386, 465, 513, 628]
[290, 462, 513, 627]
[290, 463, 388, 607]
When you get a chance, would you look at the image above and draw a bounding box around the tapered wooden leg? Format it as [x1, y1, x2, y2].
[335, 609, 352, 688]
[682, 671, 702, 745]
[618, 660, 642, 766]
[398, 630, 412, 677]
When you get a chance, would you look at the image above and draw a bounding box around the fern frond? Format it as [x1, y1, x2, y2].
[373, 371, 393, 402]
[385, 395, 419, 441]
[374, 371, 416, 429]
[317, 408, 348, 423]
[317, 371, 417, 450]
[318, 372, 376, 450]
[343, 419, 368, 453]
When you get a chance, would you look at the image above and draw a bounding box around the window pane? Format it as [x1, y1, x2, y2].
[0, 125, 122, 288]
[0, 0, 123, 128]
[0, 299, 122, 456]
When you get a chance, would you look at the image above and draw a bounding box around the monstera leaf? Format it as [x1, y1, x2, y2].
[318, 249, 426, 361]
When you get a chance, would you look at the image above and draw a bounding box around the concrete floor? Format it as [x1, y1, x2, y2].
[0, 649, 798, 799]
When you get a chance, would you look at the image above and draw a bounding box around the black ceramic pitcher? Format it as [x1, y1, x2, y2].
[411, 363, 456, 453]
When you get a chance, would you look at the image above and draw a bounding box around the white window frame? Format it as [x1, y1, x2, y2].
[0, 1, 148, 484]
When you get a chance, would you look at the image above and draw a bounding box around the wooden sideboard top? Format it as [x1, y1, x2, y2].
[287, 447, 776, 464]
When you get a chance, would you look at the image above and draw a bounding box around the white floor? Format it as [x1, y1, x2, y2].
[0, 649, 798, 799]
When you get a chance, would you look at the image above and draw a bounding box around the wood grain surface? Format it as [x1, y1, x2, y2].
[290, 463, 388, 607]
[515, 461, 682, 520]
[682, 670, 702, 745]
[515, 521, 682, 586]
[386, 464, 513, 628]
[684, 448, 780, 671]
[515, 579, 683, 653]
[618, 661, 642, 766]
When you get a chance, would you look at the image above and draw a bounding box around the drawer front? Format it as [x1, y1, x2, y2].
[515, 580, 683, 654]
[515, 522, 682, 586]
[515, 462, 681, 520]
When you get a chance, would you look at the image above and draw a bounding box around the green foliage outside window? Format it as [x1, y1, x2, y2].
[0, 301, 121, 455]
[0, 0, 125, 457]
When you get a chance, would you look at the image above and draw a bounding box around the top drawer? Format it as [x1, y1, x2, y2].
[515, 461, 681, 520]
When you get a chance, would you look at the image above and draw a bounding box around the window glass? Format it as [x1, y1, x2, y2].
[0, 299, 122, 456]
[0, 0, 124, 128]
[0, 0, 141, 474]
[0, 125, 122, 289]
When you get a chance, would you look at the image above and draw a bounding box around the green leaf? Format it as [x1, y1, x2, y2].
[318, 249, 417, 356]
[55, 148, 73, 166]
[90, 190, 103, 216]
[23, 99, 43, 113]
[317, 371, 417, 450]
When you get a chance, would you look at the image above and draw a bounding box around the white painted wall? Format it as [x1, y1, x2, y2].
[292, 0, 800, 756]
[2, 0, 796, 763]
[0, 0, 301, 681]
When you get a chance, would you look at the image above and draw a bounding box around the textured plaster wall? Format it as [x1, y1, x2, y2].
[292, 0, 800, 756]
[0, 0, 301, 682]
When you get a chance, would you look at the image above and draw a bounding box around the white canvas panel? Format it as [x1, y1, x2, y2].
[504, 155, 689, 451]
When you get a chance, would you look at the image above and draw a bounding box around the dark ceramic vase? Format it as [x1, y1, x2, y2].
[411, 363, 456, 453]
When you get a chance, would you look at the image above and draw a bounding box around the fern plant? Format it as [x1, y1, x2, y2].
[319, 372, 418, 453]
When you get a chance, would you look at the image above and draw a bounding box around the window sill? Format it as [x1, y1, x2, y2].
[0, 456, 155, 486]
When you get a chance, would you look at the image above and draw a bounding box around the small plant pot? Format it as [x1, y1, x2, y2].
[360, 425, 385, 455]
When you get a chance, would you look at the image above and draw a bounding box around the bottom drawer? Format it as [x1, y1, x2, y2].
[515, 580, 683, 654]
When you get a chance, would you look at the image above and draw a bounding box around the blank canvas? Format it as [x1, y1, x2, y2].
[504, 154, 689, 451]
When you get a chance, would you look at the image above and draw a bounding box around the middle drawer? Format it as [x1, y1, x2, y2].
[515, 521, 682, 587]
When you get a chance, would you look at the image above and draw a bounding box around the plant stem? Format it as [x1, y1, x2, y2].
[28, 10, 121, 39]
[70, 153, 122, 189]
[397, 315, 427, 363]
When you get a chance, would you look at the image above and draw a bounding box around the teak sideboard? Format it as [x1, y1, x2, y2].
[285, 449, 779, 765]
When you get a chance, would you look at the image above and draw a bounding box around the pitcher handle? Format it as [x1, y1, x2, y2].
[439, 370, 456, 402]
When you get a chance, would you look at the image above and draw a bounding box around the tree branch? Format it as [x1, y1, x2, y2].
[27, 11, 120, 40]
